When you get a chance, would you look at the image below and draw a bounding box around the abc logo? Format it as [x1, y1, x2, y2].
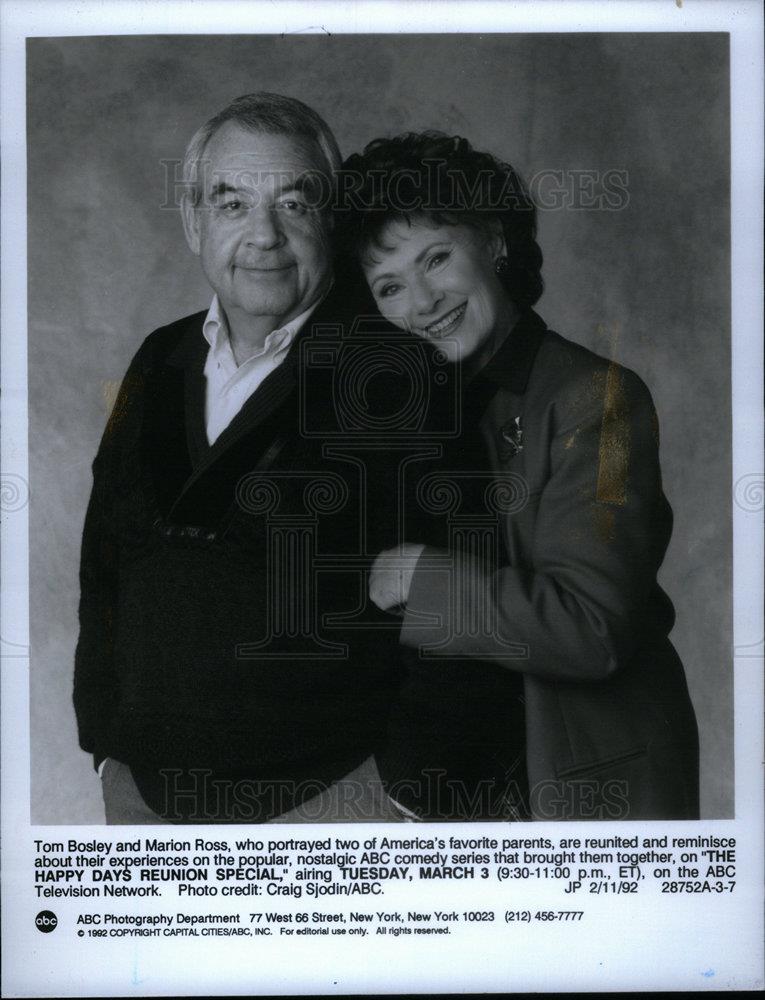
[35, 910, 58, 933]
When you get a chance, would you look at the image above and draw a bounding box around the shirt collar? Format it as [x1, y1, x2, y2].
[202, 294, 323, 366]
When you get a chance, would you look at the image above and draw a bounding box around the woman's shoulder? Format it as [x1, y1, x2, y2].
[532, 325, 655, 414]
[535, 325, 633, 379]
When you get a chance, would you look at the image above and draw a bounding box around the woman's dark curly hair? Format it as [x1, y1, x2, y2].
[337, 131, 543, 310]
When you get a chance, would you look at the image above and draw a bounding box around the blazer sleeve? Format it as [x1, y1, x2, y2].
[400, 362, 674, 682]
[72, 342, 148, 765]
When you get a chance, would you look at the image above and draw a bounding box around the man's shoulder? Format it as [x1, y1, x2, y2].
[135, 310, 207, 366]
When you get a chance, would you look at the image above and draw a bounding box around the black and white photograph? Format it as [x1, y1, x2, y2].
[27, 31, 727, 825]
[2, 0, 763, 995]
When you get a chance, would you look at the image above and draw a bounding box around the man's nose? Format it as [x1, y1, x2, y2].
[411, 277, 443, 317]
[245, 205, 284, 250]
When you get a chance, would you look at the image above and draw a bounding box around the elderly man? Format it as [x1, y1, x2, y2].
[73, 93, 406, 824]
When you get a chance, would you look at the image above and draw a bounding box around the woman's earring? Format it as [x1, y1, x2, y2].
[494, 256, 509, 275]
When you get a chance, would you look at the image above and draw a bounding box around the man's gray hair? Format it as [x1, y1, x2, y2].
[182, 92, 342, 206]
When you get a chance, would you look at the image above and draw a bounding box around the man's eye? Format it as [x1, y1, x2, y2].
[219, 200, 244, 213]
[278, 199, 308, 214]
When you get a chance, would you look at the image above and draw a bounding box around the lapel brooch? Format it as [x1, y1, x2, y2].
[498, 415, 523, 460]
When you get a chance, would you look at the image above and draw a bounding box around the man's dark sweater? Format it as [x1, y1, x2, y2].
[73, 297, 405, 822]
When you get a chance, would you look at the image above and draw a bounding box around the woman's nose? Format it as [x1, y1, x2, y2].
[411, 277, 443, 317]
[245, 206, 283, 250]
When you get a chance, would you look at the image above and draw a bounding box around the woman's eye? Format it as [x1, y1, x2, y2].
[378, 283, 401, 299]
[427, 251, 450, 269]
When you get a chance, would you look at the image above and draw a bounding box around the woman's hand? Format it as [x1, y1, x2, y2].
[369, 543, 426, 612]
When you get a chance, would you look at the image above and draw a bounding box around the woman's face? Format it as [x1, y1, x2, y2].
[362, 217, 513, 365]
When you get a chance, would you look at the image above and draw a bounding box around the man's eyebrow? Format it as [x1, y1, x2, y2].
[207, 175, 320, 199]
[209, 181, 243, 198]
[276, 173, 323, 195]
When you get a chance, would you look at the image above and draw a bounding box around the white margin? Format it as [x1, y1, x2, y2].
[1, 1, 763, 995]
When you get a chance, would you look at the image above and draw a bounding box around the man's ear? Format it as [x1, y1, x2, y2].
[181, 195, 201, 255]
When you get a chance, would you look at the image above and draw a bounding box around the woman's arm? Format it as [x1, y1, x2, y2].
[391, 363, 674, 682]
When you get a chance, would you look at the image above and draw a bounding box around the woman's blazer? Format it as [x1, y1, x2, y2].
[401, 309, 699, 820]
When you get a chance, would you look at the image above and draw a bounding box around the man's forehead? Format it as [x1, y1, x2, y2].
[203, 122, 327, 176]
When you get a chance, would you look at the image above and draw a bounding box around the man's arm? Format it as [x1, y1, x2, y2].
[72, 452, 119, 770]
[72, 344, 147, 770]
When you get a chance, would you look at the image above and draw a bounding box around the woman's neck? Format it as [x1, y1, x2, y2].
[464, 298, 520, 381]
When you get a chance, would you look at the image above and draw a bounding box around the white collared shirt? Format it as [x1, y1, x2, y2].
[202, 295, 320, 445]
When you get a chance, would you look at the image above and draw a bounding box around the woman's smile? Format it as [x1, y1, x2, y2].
[415, 301, 467, 339]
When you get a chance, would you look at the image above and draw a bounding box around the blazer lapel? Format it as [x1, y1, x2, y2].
[452, 309, 548, 478]
[480, 308, 548, 394]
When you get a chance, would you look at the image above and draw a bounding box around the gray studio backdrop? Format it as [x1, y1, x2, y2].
[27, 33, 730, 822]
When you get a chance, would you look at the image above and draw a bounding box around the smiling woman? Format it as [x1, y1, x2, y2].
[341, 132, 543, 356]
[338, 131, 700, 822]
[363, 220, 515, 372]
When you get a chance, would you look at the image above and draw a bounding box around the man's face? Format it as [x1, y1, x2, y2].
[184, 123, 333, 328]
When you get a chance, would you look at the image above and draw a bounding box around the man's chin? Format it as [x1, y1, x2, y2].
[226, 289, 301, 320]
[236, 264, 295, 281]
